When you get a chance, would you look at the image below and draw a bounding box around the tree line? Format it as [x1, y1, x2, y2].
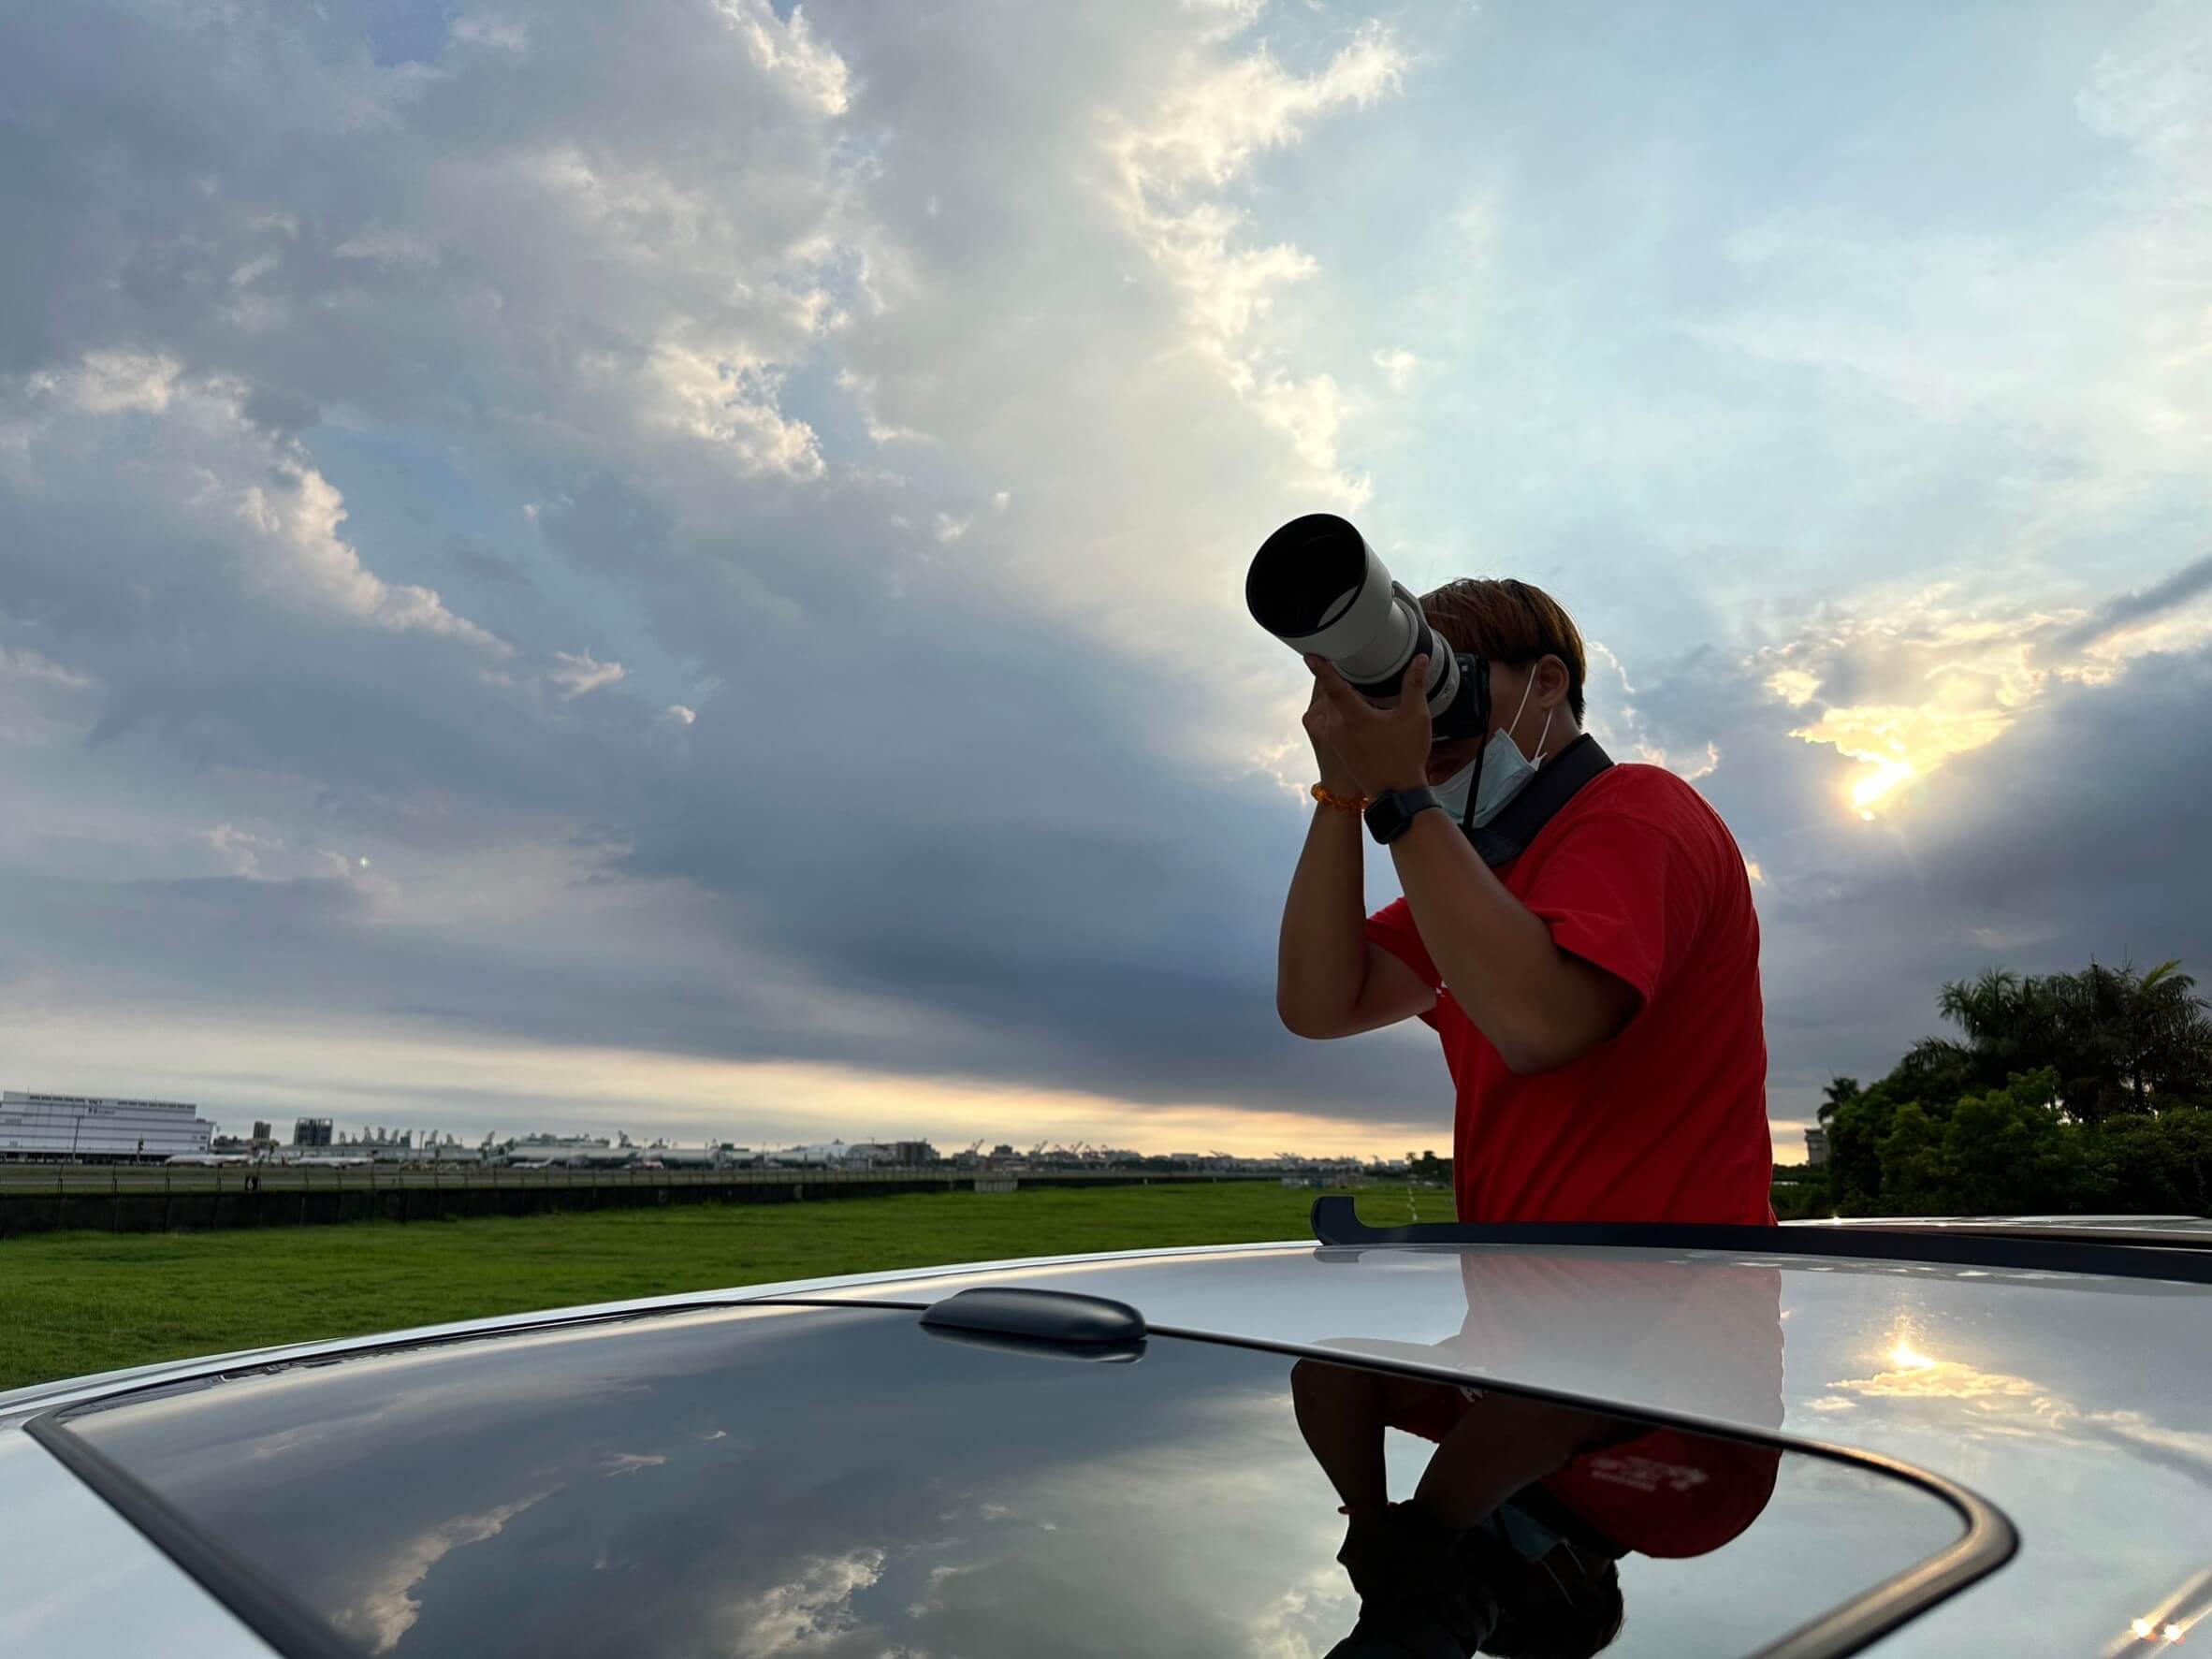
[1794, 960, 2212, 1218]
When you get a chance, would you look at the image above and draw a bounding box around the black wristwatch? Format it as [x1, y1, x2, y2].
[1363, 786, 1443, 846]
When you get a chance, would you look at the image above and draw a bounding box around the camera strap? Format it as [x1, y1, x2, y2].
[1466, 733, 1613, 868]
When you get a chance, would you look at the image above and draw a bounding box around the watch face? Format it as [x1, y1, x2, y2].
[1365, 788, 1434, 845]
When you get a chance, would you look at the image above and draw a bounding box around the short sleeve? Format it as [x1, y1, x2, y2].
[1518, 813, 1706, 1013]
[1366, 896, 1444, 1004]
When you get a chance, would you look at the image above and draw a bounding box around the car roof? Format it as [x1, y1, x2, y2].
[7, 1225, 2208, 1658]
[34, 1299, 2005, 1659]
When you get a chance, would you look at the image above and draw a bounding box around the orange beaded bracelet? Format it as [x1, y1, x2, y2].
[1311, 783, 1370, 814]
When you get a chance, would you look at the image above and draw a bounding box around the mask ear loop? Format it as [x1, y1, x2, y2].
[1533, 1537, 1593, 1608]
[1467, 677, 1539, 830]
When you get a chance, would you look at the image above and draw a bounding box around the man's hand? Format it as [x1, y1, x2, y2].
[1304, 654, 1433, 798]
[1302, 677, 1364, 797]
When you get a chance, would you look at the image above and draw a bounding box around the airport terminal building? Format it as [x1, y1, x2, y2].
[0, 1091, 216, 1162]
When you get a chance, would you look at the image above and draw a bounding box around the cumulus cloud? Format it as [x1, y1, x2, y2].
[9, 357, 502, 654]
[721, 0, 851, 117]
[209, 824, 284, 880]
[547, 650, 627, 700]
[238, 464, 503, 648]
[646, 341, 825, 478]
[1373, 348, 1421, 391]
[0, 647, 93, 690]
[1108, 21, 1408, 500]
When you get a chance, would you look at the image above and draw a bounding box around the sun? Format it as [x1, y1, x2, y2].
[1849, 756, 1916, 818]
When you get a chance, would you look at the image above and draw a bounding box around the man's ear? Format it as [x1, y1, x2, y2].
[1533, 654, 1571, 710]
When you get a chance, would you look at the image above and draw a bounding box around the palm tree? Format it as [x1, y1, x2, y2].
[1931, 959, 2212, 1119]
[1930, 967, 2042, 1093]
[2093, 960, 2210, 1112]
[1816, 1077, 1860, 1127]
[1935, 968, 2027, 1052]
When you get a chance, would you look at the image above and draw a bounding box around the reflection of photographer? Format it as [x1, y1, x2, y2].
[1253, 517, 1771, 1225]
[1293, 1256, 1785, 1658]
[1297, 1363, 1629, 1659]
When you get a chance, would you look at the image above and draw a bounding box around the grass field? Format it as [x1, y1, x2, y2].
[0, 1183, 1416, 1392]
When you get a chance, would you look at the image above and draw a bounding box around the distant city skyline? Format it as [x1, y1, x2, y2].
[4, 2, 2207, 1171]
[3, 1079, 1435, 1165]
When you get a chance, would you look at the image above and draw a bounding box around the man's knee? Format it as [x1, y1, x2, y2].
[1291, 1356, 1375, 1407]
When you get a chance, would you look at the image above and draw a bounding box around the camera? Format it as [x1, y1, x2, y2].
[1245, 514, 1489, 741]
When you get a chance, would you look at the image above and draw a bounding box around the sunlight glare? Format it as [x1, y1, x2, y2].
[1849, 756, 1916, 816]
[1887, 1337, 1939, 1372]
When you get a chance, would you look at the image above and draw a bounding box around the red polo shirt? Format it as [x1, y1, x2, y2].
[1366, 764, 1772, 1225]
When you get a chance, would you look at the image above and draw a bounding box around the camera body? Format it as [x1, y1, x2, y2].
[1246, 514, 1490, 742]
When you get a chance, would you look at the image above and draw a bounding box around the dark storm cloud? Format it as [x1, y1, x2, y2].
[448, 539, 529, 586]
[2045, 553, 2212, 658]
[240, 386, 322, 439]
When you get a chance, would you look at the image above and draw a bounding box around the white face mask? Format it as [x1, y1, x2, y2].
[1439, 676, 1553, 829]
[1432, 754, 1480, 821]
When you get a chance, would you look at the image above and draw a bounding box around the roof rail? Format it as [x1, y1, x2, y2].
[1309, 1197, 2212, 1286]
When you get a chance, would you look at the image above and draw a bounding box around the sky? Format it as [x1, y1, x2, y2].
[2, 0, 2207, 1164]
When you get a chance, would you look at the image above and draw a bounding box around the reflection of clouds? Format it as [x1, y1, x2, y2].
[913, 1390, 1352, 1656]
[332, 1489, 555, 1654]
[1246, 1556, 1359, 1659]
[244, 1419, 376, 1462]
[1832, 1329, 2212, 1492]
[716, 1389, 1350, 1658]
[721, 1550, 885, 1658]
[2071, 1412, 2212, 1489]
[1833, 1353, 2043, 1403]
[905, 1561, 977, 1620]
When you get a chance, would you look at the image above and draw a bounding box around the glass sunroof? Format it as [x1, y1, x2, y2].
[43, 1304, 2000, 1658]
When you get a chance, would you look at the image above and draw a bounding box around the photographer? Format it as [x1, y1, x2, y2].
[1274, 577, 1771, 1225]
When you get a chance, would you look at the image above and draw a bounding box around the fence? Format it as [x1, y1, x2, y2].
[0, 1163, 1281, 1237]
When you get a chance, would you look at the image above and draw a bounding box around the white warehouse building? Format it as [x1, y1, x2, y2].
[0, 1091, 216, 1162]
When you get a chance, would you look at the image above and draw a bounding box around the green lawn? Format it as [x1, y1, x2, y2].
[0, 1183, 1412, 1391]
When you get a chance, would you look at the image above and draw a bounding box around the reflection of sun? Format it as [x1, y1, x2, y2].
[1834, 1330, 2040, 1404]
[1887, 1338, 1939, 1372]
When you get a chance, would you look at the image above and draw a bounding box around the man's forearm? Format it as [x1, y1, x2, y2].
[1276, 805, 1368, 1033]
[1388, 810, 1614, 1071]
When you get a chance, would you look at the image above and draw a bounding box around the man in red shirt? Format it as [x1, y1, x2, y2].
[1274, 575, 1772, 1225]
[1277, 580, 1775, 1656]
